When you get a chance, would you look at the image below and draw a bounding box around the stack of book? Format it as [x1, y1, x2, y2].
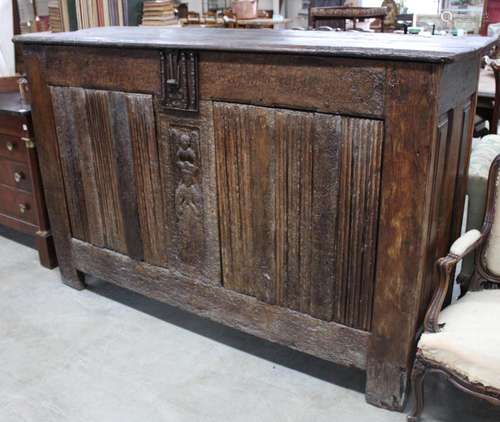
[75, 0, 128, 28]
[48, 0, 65, 32]
[46, 0, 145, 31]
[141, 0, 178, 26]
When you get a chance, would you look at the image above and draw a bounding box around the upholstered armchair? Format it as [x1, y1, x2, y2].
[408, 154, 500, 421]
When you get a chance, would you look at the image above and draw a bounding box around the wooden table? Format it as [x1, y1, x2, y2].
[309, 6, 387, 31]
[15, 27, 495, 411]
[235, 17, 291, 29]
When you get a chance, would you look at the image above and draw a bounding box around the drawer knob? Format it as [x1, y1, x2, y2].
[6, 142, 15, 152]
[14, 171, 25, 183]
[19, 203, 29, 214]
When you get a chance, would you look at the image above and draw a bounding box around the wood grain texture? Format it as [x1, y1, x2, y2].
[22, 36, 487, 410]
[71, 237, 370, 369]
[158, 101, 221, 282]
[202, 53, 385, 118]
[127, 95, 167, 266]
[366, 63, 439, 410]
[15, 27, 496, 63]
[44, 46, 160, 94]
[275, 110, 315, 313]
[335, 118, 383, 330]
[214, 102, 383, 329]
[50, 87, 92, 242]
[23, 50, 85, 289]
[213, 103, 276, 300]
[50, 87, 160, 258]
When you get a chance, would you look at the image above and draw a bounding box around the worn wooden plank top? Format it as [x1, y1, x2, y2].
[14, 27, 496, 63]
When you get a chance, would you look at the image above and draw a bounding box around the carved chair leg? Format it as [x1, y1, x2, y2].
[408, 359, 426, 422]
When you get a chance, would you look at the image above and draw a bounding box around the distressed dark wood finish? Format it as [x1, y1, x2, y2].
[44, 46, 161, 94]
[15, 27, 495, 63]
[160, 50, 198, 112]
[366, 63, 440, 410]
[128, 94, 166, 265]
[275, 110, 316, 314]
[201, 53, 385, 118]
[214, 103, 277, 302]
[16, 28, 493, 411]
[71, 237, 370, 369]
[214, 104, 382, 326]
[158, 101, 221, 281]
[336, 117, 383, 331]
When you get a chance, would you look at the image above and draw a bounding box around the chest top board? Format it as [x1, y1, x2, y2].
[15, 28, 495, 411]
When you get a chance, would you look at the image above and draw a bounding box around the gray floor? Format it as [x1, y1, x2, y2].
[1, 229, 499, 422]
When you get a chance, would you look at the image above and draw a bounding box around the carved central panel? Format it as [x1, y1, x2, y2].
[170, 126, 204, 264]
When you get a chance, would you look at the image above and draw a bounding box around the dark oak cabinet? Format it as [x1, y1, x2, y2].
[15, 28, 494, 410]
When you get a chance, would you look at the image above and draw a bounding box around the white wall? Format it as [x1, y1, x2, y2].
[0, 0, 15, 76]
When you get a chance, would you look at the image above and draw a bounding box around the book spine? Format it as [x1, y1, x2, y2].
[118, 0, 124, 26]
[122, 0, 129, 25]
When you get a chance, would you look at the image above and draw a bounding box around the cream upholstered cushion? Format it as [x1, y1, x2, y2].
[419, 290, 500, 390]
[449, 229, 481, 256]
[461, 136, 500, 279]
[485, 169, 500, 275]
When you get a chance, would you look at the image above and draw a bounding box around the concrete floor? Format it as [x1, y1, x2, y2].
[1, 228, 499, 422]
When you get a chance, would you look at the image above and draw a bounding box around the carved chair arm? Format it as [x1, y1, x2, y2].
[424, 230, 485, 333]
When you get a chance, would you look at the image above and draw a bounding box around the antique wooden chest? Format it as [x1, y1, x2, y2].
[15, 28, 494, 410]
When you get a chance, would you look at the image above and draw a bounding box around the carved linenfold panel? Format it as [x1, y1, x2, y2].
[160, 50, 198, 112]
[51, 86, 219, 281]
[50, 87, 160, 260]
[213, 103, 276, 302]
[214, 102, 383, 330]
[334, 117, 383, 330]
[158, 102, 221, 283]
[127, 94, 167, 265]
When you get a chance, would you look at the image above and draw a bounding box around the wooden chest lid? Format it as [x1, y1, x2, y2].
[14, 27, 496, 64]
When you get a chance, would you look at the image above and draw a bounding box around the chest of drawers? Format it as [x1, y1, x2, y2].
[0, 88, 56, 268]
[15, 28, 494, 410]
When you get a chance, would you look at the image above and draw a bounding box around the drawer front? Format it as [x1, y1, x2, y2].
[0, 184, 36, 224]
[0, 114, 29, 138]
[0, 158, 32, 192]
[0, 134, 27, 162]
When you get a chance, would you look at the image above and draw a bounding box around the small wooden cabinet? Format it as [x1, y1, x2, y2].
[15, 28, 494, 410]
[0, 85, 56, 268]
